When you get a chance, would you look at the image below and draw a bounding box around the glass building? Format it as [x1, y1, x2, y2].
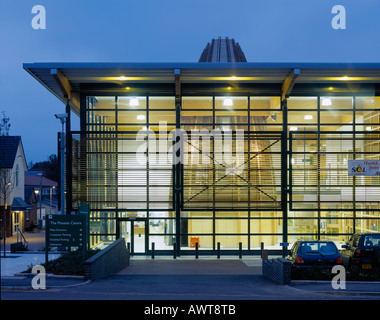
[24, 38, 380, 256]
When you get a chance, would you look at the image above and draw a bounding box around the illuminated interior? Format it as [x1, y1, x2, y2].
[70, 94, 380, 252]
[22, 61, 380, 255]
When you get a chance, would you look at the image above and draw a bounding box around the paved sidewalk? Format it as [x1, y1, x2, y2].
[1, 231, 380, 299]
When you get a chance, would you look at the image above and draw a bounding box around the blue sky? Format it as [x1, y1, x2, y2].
[1, 0, 380, 163]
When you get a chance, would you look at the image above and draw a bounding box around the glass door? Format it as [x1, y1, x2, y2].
[133, 220, 146, 253]
[119, 219, 146, 254]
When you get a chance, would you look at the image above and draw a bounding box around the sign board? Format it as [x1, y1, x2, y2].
[90, 221, 101, 233]
[46, 214, 87, 248]
[348, 160, 380, 176]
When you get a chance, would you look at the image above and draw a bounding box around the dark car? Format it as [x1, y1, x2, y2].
[287, 240, 343, 279]
[340, 233, 380, 280]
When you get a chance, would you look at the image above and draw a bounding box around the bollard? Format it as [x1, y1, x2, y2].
[195, 242, 199, 259]
[127, 242, 131, 253]
[151, 242, 155, 259]
[239, 242, 242, 259]
[261, 242, 264, 258]
[173, 242, 177, 259]
[262, 249, 268, 260]
[217, 242, 220, 259]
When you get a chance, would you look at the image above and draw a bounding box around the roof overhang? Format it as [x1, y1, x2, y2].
[23, 62, 380, 111]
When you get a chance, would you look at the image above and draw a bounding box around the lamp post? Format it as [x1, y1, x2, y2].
[50, 186, 55, 215]
[37, 172, 42, 228]
[55, 113, 68, 215]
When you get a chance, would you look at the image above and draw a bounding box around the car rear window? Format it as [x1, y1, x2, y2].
[363, 235, 380, 247]
[299, 242, 337, 255]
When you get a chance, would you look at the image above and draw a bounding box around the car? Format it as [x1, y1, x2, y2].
[286, 240, 343, 279]
[340, 233, 380, 280]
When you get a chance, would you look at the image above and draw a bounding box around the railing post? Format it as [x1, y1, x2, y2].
[261, 242, 264, 258]
[173, 242, 177, 259]
[151, 242, 155, 259]
[195, 242, 199, 259]
[239, 242, 242, 259]
[217, 242, 220, 259]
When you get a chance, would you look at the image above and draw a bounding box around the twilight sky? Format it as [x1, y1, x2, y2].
[1, 0, 380, 163]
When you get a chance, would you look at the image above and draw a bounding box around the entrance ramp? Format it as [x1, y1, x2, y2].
[117, 257, 263, 275]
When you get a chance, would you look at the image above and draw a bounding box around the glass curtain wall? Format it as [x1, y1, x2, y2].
[75, 94, 380, 252]
[288, 96, 380, 245]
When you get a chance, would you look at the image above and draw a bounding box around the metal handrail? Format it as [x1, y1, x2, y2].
[16, 226, 28, 249]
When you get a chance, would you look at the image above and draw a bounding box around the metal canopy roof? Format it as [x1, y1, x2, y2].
[23, 62, 380, 113]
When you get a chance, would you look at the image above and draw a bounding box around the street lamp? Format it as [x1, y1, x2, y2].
[50, 186, 56, 215]
[55, 113, 68, 215]
[37, 172, 42, 228]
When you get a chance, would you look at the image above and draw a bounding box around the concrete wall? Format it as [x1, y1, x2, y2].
[262, 258, 291, 285]
[84, 238, 130, 280]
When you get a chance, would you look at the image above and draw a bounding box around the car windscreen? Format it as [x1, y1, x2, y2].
[363, 235, 380, 247]
[299, 242, 337, 256]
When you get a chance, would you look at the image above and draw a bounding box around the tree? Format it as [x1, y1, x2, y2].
[29, 154, 59, 182]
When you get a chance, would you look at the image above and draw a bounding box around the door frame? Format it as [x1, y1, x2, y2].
[118, 218, 148, 254]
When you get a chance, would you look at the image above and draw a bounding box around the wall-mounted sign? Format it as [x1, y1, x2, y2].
[348, 160, 380, 176]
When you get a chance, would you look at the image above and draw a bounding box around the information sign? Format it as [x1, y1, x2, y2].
[46, 214, 87, 247]
[348, 160, 380, 176]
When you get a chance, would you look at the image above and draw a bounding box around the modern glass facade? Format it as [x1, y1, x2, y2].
[68, 93, 380, 254]
[23, 61, 380, 256]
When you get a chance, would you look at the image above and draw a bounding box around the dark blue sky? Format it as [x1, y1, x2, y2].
[1, 0, 380, 163]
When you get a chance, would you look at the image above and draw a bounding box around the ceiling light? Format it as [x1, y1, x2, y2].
[223, 97, 233, 107]
[304, 115, 313, 120]
[137, 114, 145, 121]
[129, 97, 139, 107]
[366, 126, 372, 131]
[289, 127, 298, 131]
[322, 97, 332, 106]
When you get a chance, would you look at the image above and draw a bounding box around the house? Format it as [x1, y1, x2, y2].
[24, 172, 58, 228]
[0, 136, 30, 237]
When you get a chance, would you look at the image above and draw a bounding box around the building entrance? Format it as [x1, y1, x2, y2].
[119, 219, 147, 254]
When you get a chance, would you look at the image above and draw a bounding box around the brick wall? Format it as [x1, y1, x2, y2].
[262, 258, 292, 285]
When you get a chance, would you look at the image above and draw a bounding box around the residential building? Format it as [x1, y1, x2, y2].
[0, 136, 30, 237]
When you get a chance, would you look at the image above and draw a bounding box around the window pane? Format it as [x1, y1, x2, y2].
[87, 96, 115, 109]
[320, 96, 353, 109]
[250, 97, 281, 110]
[182, 97, 213, 109]
[149, 96, 175, 109]
[118, 96, 146, 110]
[215, 96, 248, 109]
[287, 97, 317, 110]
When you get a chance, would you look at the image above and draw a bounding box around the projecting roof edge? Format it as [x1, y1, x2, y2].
[23, 61, 380, 70]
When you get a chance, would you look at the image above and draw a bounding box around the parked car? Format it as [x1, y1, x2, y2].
[287, 240, 343, 279]
[340, 233, 380, 280]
